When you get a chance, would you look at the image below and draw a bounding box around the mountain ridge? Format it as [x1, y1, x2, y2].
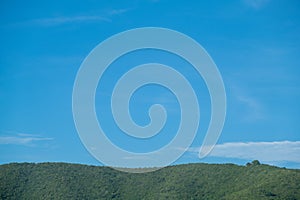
[1, 162, 300, 199]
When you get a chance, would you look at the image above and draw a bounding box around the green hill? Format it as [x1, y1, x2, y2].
[0, 161, 299, 199]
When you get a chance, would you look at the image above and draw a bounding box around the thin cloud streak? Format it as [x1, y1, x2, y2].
[237, 95, 265, 121]
[108, 8, 131, 15]
[188, 141, 300, 163]
[29, 15, 111, 26]
[22, 8, 131, 27]
[0, 133, 53, 145]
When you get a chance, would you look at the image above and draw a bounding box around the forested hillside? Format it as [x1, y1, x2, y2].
[0, 161, 299, 199]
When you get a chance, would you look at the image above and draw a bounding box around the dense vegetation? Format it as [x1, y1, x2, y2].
[0, 161, 299, 199]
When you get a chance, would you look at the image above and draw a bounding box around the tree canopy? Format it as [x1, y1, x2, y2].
[0, 162, 299, 199]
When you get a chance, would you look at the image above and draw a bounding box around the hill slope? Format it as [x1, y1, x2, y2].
[0, 162, 299, 199]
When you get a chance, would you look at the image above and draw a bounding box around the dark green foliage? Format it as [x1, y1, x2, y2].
[246, 160, 261, 167]
[252, 160, 261, 165]
[0, 162, 299, 200]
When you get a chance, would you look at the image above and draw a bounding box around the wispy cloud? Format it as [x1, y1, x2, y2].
[108, 8, 131, 15]
[237, 95, 265, 121]
[28, 15, 111, 26]
[243, 0, 270, 10]
[0, 132, 53, 146]
[19, 8, 131, 27]
[188, 141, 300, 163]
[228, 82, 266, 122]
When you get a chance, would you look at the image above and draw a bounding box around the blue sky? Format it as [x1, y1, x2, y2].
[1, 0, 300, 169]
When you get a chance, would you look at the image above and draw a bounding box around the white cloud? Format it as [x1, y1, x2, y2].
[188, 141, 300, 163]
[0, 133, 53, 145]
